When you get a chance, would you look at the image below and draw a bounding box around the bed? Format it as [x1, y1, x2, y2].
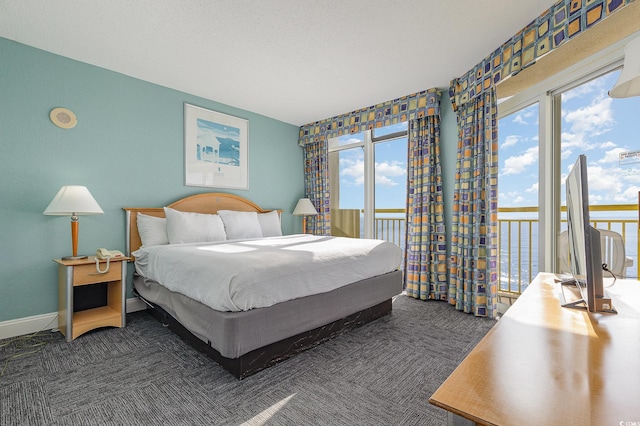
[124, 193, 403, 379]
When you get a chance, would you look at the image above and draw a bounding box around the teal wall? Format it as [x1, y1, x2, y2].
[0, 38, 303, 322]
[439, 93, 458, 260]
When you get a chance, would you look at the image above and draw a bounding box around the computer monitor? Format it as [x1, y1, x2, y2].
[562, 154, 616, 313]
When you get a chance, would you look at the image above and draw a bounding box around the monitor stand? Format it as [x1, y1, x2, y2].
[594, 296, 617, 314]
[559, 278, 587, 309]
[558, 279, 617, 314]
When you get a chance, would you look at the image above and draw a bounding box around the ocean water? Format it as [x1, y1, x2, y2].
[499, 213, 639, 293]
[366, 212, 639, 293]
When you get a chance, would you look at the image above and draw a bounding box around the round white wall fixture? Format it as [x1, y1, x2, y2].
[50, 107, 77, 129]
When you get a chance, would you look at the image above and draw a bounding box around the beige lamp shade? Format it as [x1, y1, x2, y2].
[292, 198, 318, 216]
[293, 198, 318, 235]
[610, 36, 640, 98]
[44, 185, 104, 216]
[44, 185, 103, 259]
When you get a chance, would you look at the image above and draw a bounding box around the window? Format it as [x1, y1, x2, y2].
[498, 35, 640, 278]
[328, 124, 407, 245]
[554, 70, 640, 277]
[498, 102, 540, 292]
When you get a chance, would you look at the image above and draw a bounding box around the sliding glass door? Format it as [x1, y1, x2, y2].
[498, 102, 540, 293]
[328, 124, 408, 244]
[553, 69, 640, 277]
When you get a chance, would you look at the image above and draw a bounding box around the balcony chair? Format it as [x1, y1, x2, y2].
[558, 229, 631, 278]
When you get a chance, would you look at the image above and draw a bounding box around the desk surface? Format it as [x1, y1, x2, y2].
[429, 273, 640, 425]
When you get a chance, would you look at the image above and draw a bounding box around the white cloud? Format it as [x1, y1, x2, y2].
[513, 114, 528, 125]
[498, 190, 525, 206]
[599, 147, 626, 164]
[588, 193, 604, 204]
[614, 185, 640, 203]
[511, 105, 538, 126]
[501, 134, 519, 149]
[502, 146, 538, 175]
[599, 141, 616, 149]
[340, 158, 364, 185]
[560, 131, 598, 151]
[376, 161, 405, 177]
[375, 160, 405, 187]
[585, 164, 623, 194]
[564, 95, 614, 135]
[339, 158, 405, 187]
[376, 176, 397, 186]
[525, 182, 538, 193]
[562, 79, 605, 101]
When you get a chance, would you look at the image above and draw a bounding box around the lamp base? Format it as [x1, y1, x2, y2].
[61, 255, 88, 260]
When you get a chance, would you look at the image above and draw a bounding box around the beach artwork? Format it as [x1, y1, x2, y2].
[184, 103, 248, 189]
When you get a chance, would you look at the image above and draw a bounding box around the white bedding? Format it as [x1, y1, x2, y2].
[133, 234, 402, 312]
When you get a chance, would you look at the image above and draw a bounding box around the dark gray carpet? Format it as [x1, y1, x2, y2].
[0, 295, 494, 425]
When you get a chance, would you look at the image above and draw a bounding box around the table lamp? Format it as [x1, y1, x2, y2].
[44, 185, 104, 259]
[609, 36, 640, 98]
[292, 198, 318, 234]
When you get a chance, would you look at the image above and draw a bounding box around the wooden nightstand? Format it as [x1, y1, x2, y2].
[55, 256, 129, 342]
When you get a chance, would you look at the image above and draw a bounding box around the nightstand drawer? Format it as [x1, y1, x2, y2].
[72, 262, 121, 286]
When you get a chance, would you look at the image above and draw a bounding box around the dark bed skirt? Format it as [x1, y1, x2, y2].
[141, 296, 393, 379]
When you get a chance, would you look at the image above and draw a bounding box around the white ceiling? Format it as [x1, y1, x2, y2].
[0, 0, 555, 126]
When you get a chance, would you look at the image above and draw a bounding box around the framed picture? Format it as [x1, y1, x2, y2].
[184, 103, 249, 189]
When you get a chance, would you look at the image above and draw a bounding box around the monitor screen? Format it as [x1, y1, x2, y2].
[565, 155, 590, 287]
[564, 155, 614, 313]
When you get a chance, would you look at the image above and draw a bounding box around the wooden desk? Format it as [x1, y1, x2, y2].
[429, 272, 640, 425]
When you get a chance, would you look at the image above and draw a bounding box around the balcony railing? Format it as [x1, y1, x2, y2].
[373, 209, 406, 250]
[498, 204, 639, 296]
[365, 205, 639, 298]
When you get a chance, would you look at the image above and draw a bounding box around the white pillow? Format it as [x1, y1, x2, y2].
[257, 210, 282, 237]
[218, 210, 263, 240]
[163, 207, 226, 244]
[137, 213, 169, 246]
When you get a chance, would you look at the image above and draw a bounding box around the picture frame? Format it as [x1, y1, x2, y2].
[184, 103, 249, 189]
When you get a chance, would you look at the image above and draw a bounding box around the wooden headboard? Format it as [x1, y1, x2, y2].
[123, 193, 275, 257]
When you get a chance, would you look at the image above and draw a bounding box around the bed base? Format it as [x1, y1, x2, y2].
[139, 294, 392, 380]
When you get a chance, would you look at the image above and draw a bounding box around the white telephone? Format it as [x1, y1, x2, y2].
[95, 248, 124, 273]
[96, 248, 124, 259]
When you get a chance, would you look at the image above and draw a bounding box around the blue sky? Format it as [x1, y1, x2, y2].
[334, 125, 408, 211]
[334, 69, 640, 213]
[499, 69, 640, 208]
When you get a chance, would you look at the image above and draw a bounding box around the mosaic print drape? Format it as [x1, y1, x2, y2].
[449, 0, 633, 111]
[448, 88, 499, 318]
[404, 103, 447, 300]
[302, 140, 331, 235]
[446, 0, 631, 319]
[298, 90, 440, 146]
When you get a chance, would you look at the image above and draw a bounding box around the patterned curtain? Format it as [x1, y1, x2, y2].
[404, 103, 447, 300]
[448, 87, 499, 318]
[442, 0, 633, 319]
[450, 0, 633, 109]
[298, 90, 440, 146]
[302, 139, 331, 235]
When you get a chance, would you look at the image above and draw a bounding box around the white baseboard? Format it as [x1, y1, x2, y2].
[0, 297, 148, 340]
[0, 312, 59, 341]
[126, 297, 147, 313]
